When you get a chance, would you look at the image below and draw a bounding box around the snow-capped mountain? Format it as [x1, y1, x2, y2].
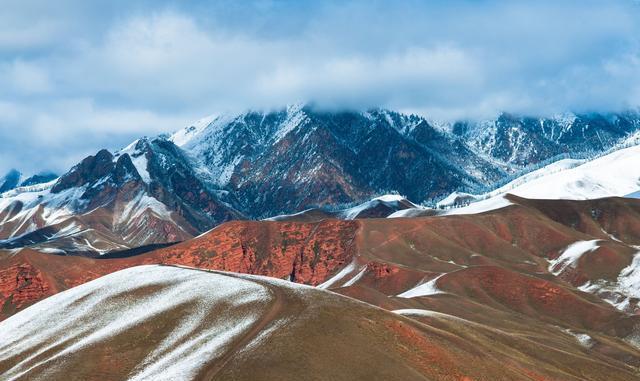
[2, 105, 640, 255]
[168, 105, 506, 216]
[451, 111, 640, 168]
[0, 170, 57, 194]
[0, 138, 242, 255]
[171, 106, 640, 217]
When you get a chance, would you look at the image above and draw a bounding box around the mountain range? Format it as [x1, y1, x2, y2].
[1, 105, 640, 255]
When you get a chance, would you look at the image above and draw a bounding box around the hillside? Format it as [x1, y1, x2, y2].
[3, 197, 640, 378]
[1, 264, 638, 380]
[429, 143, 640, 215]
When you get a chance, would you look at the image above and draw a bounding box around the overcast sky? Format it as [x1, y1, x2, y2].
[1, 0, 640, 175]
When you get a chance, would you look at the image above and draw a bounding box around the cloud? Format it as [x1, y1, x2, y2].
[0, 60, 52, 95]
[0, 0, 639, 175]
[0, 99, 189, 175]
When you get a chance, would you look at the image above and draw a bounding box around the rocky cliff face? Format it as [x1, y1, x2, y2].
[153, 219, 360, 285]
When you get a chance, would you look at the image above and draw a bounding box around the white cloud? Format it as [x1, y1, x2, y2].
[0, 98, 191, 174]
[1, 60, 52, 95]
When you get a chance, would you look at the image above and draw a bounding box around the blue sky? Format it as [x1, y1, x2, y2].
[1, 0, 640, 175]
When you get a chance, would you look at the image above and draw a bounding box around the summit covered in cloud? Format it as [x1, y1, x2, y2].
[1, 0, 640, 174]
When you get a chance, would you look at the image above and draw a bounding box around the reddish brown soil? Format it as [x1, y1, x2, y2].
[0, 220, 359, 318]
[3, 197, 640, 323]
[150, 219, 360, 285]
[2, 196, 640, 379]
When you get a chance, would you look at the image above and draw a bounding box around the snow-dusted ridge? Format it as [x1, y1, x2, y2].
[114, 139, 152, 184]
[0, 178, 58, 199]
[0, 265, 277, 380]
[169, 114, 217, 147]
[436, 143, 640, 215]
[265, 194, 416, 221]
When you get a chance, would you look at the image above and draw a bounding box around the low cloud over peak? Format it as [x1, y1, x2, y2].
[1, 0, 640, 174]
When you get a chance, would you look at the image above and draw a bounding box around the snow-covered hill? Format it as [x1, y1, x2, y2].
[0, 264, 559, 381]
[438, 144, 640, 215]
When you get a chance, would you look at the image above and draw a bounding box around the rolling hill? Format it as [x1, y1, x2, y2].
[1, 264, 639, 380]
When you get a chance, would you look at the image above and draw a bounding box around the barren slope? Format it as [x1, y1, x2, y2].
[3, 197, 640, 377]
[1, 265, 639, 381]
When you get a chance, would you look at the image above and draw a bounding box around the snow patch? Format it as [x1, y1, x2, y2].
[273, 103, 308, 143]
[397, 274, 445, 298]
[170, 114, 216, 147]
[317, 261, 366, 289]
[618, 252, 640, 301]
[342, 266, 367, 287]
[392, 309, 440, 317]
[38, 248, 66, 254]
[548, 240, 601, 275]
[563, 329, 593, 348]
[372, 194, 406, 203]
[579, 249, 640, 312]
[442, 195, 513, 216]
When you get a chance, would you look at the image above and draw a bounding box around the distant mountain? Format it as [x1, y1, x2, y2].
[20, 172, 57, 187]
[0, 169, 22, 193]
[1, 105, 640, 254]
[428, 143, 640, 216]
[169, 105, 505, 216]
[172, 107, 640, 216]
[0, 139, 242, 255]
[451, 112, 640, 167]
[0, 170, 58, 194]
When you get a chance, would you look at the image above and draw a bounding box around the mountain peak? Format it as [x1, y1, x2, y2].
[0, 169, 22, 193]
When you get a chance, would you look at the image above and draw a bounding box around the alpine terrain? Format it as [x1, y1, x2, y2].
[2, 106, 640, 256]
